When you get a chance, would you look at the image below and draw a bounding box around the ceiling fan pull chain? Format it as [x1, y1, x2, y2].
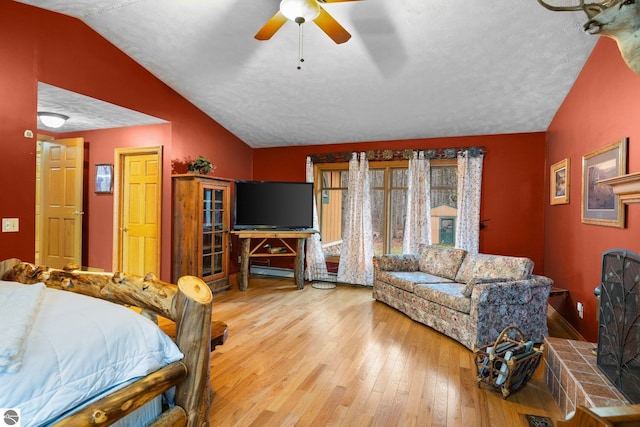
[298, 23, 304, 70]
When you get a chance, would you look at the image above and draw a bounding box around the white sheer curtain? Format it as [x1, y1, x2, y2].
[402, 150, 431, 254]
[338, 152, 374, 286]
[455, 151, 484, 253]
[304, 156, 329, 281]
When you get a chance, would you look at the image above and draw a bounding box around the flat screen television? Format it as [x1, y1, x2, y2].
[233, 181, 314, 230]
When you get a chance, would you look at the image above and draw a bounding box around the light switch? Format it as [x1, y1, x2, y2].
[2, 218, 19, 232]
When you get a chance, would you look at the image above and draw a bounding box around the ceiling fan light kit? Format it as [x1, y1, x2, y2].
[280, 0, 320, 22]
[255, 0, 358, 69]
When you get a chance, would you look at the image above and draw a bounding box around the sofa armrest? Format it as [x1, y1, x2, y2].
[471, 275, 553, 347]
[471, 275, 552, 305]
[373, 254, 419, 272]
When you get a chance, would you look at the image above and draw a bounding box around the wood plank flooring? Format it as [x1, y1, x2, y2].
[207, 277, 564, 427]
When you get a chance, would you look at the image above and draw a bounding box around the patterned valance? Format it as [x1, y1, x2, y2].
[309, 146, 485, 164]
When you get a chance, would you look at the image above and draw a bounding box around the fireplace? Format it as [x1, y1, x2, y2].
[597, 249, 640, 404]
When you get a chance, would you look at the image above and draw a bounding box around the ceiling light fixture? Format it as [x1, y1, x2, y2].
[279, 0, 320, 70]
[38, 111, 69, 129]
[280, 0, 320, 23]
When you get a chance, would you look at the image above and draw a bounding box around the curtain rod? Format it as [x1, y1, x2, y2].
[309, 146, 485, 164]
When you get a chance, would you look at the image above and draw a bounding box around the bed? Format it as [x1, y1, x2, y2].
[0, 258, 214, 427]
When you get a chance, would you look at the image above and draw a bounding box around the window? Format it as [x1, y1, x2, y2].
[318, 168, 349, 260]
[316, 159, 458, 260]
[430, 160, 458, 246]
[370, 163, 408, 255]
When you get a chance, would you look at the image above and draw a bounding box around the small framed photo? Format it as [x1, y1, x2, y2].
[95, 163, 113, 194]
[581, 138, 627, 228]
[550, 158, 570, 205]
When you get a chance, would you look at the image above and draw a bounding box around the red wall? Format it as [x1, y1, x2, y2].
[0, 1, 252, 280]
[545, 37, 640, 342]
[253, 133, 548, 274]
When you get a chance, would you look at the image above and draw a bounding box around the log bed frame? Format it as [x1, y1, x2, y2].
[0, 258, 214, 427]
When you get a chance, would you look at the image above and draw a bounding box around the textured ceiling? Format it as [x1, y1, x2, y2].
[37, 83, 167, 132]
[22, 0, 598, 148]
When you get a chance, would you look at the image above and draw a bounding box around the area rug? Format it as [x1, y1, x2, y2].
[525, 414, 553, 427]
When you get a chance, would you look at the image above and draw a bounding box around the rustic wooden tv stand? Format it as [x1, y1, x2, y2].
[231, 230, 317, 291]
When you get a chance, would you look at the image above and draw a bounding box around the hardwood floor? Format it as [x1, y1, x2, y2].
[207, 277, 564, 427]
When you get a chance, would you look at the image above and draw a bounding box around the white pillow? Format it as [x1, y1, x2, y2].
[0, 281, 183, 426]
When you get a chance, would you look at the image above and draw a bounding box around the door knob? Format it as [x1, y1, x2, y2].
[121, 227, 129, 232]
[72, 210, 85, 215]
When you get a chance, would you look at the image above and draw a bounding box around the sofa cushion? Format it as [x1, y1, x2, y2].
[460, 277, 513, 297]
[376, 270, 453, 293]
[375, 254, 419, 272]
[454, 253, 534, 285]
[414, 283, 472, 314]
[418, 245, 467, 280]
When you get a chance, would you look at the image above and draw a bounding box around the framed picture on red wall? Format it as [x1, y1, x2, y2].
[550, 158, 570, 205]
[95, 164, 113, 194]
[581, 138, 627, 228]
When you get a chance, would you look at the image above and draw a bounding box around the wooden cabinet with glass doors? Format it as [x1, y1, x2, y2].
[172, 174, 230, 293]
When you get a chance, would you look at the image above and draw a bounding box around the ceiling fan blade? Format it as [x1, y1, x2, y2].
[255, 11, 289, 40]
[319, 0, 363, 3]
[314, 7, 351, 44]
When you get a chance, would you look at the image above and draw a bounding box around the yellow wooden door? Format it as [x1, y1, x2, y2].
[117, 149, 161, 276]
[40, 138, 84, 268]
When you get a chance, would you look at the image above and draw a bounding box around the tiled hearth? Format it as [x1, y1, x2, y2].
[544, 337, 629, 418]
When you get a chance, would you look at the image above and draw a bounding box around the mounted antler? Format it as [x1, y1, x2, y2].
[536, 0, 640, 76]
[536, 0, 609, 18]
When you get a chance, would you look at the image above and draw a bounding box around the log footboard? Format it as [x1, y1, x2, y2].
[1, 259, 214, 427]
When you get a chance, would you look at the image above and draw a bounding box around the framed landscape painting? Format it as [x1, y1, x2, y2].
[581, 138, 627, 228]
[550, 158, 570, 205]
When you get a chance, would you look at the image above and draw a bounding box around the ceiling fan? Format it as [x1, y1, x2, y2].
[255, 0, 362, 44]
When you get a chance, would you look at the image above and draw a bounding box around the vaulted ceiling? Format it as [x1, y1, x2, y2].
[22, 0, 598, 148]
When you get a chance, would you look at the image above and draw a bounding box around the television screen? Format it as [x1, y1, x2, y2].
[233, 181, 314, 230]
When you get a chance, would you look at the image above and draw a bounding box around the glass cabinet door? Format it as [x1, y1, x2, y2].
[201, 185, 226, 279]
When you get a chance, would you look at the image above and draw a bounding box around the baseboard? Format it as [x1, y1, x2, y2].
[547, 304, 585, 341]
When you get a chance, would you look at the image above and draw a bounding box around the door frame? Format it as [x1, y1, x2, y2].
[35, 134, 55, 265]
[112, 146, 163, 273]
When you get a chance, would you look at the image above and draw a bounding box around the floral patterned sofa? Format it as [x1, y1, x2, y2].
[372, 245, 553, 350]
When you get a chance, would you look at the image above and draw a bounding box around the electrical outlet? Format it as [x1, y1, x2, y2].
[577, 302, 584, 319]
[2, 218, 19, 232]
[238, 256, 242, 264]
